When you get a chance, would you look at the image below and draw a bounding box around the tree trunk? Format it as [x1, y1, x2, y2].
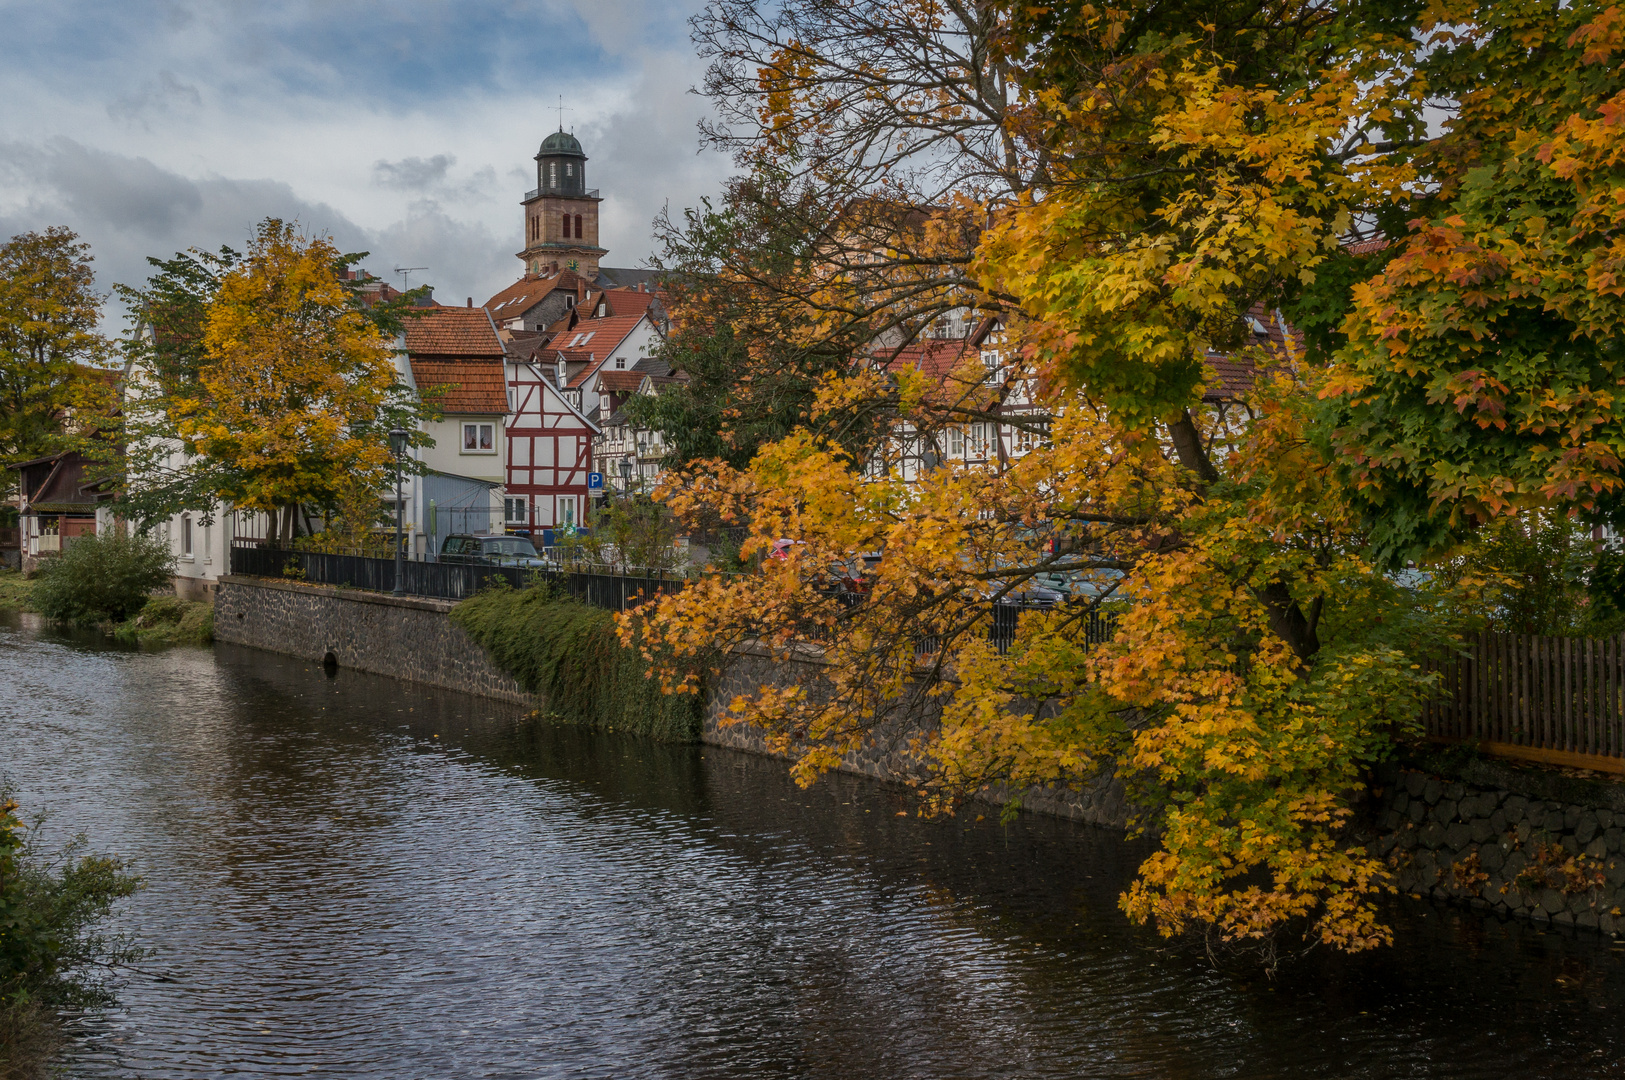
[266, 506, 279, 546]
[1165, 409, 1321, 666]
[1165, 409, 1219, 486]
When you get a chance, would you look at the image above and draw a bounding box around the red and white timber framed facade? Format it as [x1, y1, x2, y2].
[505, 354, 600, 532]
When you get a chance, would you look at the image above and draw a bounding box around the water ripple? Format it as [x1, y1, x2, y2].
[2, 618, 1624, 1078]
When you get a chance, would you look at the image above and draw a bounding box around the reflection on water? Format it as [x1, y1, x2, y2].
[3, 613, 1625, 1078]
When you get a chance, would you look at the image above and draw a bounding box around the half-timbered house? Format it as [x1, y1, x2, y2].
[504, 343, 600, 536]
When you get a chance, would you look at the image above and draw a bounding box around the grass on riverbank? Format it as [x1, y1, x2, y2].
[452, 582, 703, 742]
[0, 570, 33, 614]
[112, 594, 214, 646]
[0, 569, 212, 645]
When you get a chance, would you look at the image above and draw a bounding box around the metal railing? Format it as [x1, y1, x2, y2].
[230, 543, 686, 612]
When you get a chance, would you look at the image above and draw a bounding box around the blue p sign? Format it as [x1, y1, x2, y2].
[587, 472, 604, 490]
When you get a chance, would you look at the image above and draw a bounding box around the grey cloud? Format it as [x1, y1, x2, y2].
[374, 156, 500, 206]
[0, 139, 511, 329]
[107, 71, 203, 126]
[373, 154, 457, 190]
[578, 52, 732, 268]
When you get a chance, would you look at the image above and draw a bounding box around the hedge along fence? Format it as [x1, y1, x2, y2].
[450, 582, 703, 742]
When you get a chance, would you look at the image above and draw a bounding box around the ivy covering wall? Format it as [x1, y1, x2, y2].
[451, 584, 702, 742]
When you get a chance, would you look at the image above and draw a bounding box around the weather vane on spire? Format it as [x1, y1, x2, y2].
[555, 95, 572, 132]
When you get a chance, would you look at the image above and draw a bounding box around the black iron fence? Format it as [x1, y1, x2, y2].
[989, 602, 1116, 655]
[229, 543, 686, 611]
[230, 542, 1119, 646]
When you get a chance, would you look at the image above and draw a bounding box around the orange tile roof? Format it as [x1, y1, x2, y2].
[411, 358, 508, 414]
[402, 307, 505, 357]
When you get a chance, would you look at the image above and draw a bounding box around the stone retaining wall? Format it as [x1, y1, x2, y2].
[704, 647, 1134, 827]
[1369, 758, 1625, 933]
[214, 576, 530, 705]
[216, 577, 1625, 935]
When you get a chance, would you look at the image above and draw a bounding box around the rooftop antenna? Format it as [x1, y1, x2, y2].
[394, 266, 428, 293]
[555, 95, 573, 132]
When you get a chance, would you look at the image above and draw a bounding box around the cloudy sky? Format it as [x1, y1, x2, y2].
[0, 0, 734, 328]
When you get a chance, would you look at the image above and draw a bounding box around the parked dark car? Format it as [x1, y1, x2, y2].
[439, 534, 552, 569]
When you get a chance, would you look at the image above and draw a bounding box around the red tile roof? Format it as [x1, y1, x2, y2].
[879, 338, 976, 383]
[596, 287, 665, 318]
[596, 370, 645, 392]
[485, 269, 587, 319]
[1202, 357, 1257, 402]
[557, 315, 652, 388]
[1344, 237, 1392, 257]
[402, 307, 505, 357]
[411, 358, 508, 414]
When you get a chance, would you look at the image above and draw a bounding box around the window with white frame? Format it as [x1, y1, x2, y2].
[504, 496, 528, 525]
[462, 423, 495, 453]
[180, 514, 193, 558]
[556, 495, 578, 529]
[946, 427, 965, 457]
[981, 350, 1002, 385]
[615, 356, 626, 369]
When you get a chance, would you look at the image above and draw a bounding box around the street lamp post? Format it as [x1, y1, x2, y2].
[389, 428, 409, 595]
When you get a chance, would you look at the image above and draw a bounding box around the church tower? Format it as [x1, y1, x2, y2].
[519, 130, 606, 279]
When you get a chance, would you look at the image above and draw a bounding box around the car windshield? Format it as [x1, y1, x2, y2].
[481, 538, 537, 556]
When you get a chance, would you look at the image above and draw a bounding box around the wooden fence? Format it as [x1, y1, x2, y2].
[1423, 631, 1625, 774]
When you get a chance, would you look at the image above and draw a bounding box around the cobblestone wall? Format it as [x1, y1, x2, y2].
[703, 647, 1134, 827]
[214, 576, 531, 705]
[1368, 759, 1625, 933]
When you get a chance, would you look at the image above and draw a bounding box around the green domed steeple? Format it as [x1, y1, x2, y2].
[534, 129, 588, 196]
[538, 130, 585, 157]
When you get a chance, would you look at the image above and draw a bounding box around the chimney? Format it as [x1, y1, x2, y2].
[467, 297, 473, 308]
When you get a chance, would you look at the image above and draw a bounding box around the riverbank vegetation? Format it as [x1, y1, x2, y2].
[0, 793, 144, 1080]
[624, 0, 1625, 960]
[0, 538, 212, 646]
[453, 583, 702, 742]
[32, 530, 173, 625]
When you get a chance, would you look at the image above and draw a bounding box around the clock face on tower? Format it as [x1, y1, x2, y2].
[567, 259, 580, 271]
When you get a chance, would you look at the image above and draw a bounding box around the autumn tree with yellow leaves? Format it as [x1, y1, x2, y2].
[628, 0, 1625, 960]
[119, 220, 430, 541]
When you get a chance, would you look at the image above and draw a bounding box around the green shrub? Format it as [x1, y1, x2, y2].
[31, 530, 174, 624]
[451, 583, 704, 742]
[0, 792, 144, 1078]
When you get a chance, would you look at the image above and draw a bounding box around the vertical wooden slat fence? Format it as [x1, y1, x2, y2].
[1424, 631, 1625, 774]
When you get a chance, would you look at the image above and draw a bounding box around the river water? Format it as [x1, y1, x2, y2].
[4, 616, 1625, 1078]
